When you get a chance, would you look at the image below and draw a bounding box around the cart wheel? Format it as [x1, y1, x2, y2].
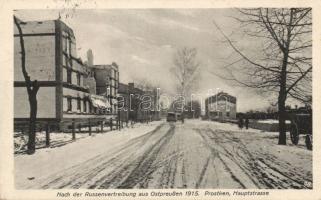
[290, 122, 299, 145]
[305, 135, 312, 150]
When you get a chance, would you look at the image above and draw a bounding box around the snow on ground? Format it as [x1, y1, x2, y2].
[14, 132, 88, 154]
[256, 119, 291, 124]
[15, 119, 312, 189]
[14, 120, 163, 189]
[172, 120, 312, 189]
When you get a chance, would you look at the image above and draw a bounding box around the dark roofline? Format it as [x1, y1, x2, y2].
[91, 64, 118, 70]
[206, 92, 236, 104]
[15, 17, 75, 38]
[57, 19, 75, 38]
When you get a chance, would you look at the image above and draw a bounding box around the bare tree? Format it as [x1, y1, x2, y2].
[14, 16, 40, 154]
[213, 8, 311, 145]
[135, 78, 157, 91]
[170, 47, 201, 109]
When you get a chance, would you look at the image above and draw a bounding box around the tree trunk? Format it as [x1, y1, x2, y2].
[72, 120, 76, 140]
[15, 16, 40, 154]
[27, 94, 37, 154]
[278, 50, 289, 145]
[45, 123, 50, 147]
[278, 95, 287, 145]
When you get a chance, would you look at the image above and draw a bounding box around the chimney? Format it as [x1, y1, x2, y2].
[87, 49, 94, 66]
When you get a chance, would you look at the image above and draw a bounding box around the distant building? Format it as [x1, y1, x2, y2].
[118, 82, 160, 122]
[118, 82, 130, 123]
[144, 89, 160, 121]
[14, 18, 111, 131]
[205, 92, 237, 121]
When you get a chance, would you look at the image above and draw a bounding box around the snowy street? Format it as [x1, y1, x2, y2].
[15, 120, 312, 189]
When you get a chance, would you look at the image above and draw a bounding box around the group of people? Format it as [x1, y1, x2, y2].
[238, 117, 249, 129]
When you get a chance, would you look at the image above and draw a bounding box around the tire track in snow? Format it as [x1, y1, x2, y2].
[37, 123, 166, 189]
[195, 128, 256, 189]
[208, 129, 262, 188]
[207, 128, 310, 189]
[195, 157, 211, 189]
[158, 153, 179, 188]
[181, 159, 187, 188]
[95, 123, 176, 189]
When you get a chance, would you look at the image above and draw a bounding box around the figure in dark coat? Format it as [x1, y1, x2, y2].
[245, 118, 249, 129]
[238, 117, 244, 129]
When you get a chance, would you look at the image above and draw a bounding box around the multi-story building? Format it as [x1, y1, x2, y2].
[14, 18, 111, 131]
[89, 63, 119, 115]
[205, 92, 237, 121]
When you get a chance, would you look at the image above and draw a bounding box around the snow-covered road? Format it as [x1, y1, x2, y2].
[15, 120, 312, 189]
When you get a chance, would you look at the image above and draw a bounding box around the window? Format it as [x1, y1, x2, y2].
[68, 38, 72, 57]
[77, 73, 81, 86]
[106, 87, 110, 97]
[67, 97, 72, 112]
[226, 112, 230, 117]
[210, 112, 217, 117]
[83, 100, 87, 113]
[67, 69, 72, 84]
[226, 105, 230, 111]
[77, 98, 81, 111]
[63, 36, 68, 53]
[89, 103, 92, 113]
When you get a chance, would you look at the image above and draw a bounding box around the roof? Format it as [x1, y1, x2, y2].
[89, 63, 118, 70]
[206, 92, 236, 104]
[14, 18, 75, 38]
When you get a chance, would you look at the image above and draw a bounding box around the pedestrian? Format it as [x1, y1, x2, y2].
[238, 117, 244, 129]
[245, 118, 249, 129]
[181, 113, 185, 124]
[110, 118, 113, 130]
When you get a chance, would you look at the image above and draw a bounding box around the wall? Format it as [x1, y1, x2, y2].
[94, 68, 110, 95]
[93, 65, 119, 115]
[208, 100, 236, 119]
[14, 20, 57, 120]
[83, 76, 96, 94]
[14, 31, 56, 81]
[14, 87, 56, 118]
[249, 121, 291, 132]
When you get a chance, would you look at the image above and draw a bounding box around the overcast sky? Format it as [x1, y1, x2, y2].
[15, 9, 273, 112]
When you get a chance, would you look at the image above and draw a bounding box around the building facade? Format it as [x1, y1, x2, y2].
[205, 92, 237, 121]
[14, 18, 111, 131]
[118, 82, 160, 123]
[89, 63, 119, 115]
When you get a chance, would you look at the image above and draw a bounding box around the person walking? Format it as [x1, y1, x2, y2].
[245, 118, 249, 129]
[238, 117, 244, 129]
[181, 113, 185, 124]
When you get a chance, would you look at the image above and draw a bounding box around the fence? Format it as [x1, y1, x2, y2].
[13, 117, 146, 154]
